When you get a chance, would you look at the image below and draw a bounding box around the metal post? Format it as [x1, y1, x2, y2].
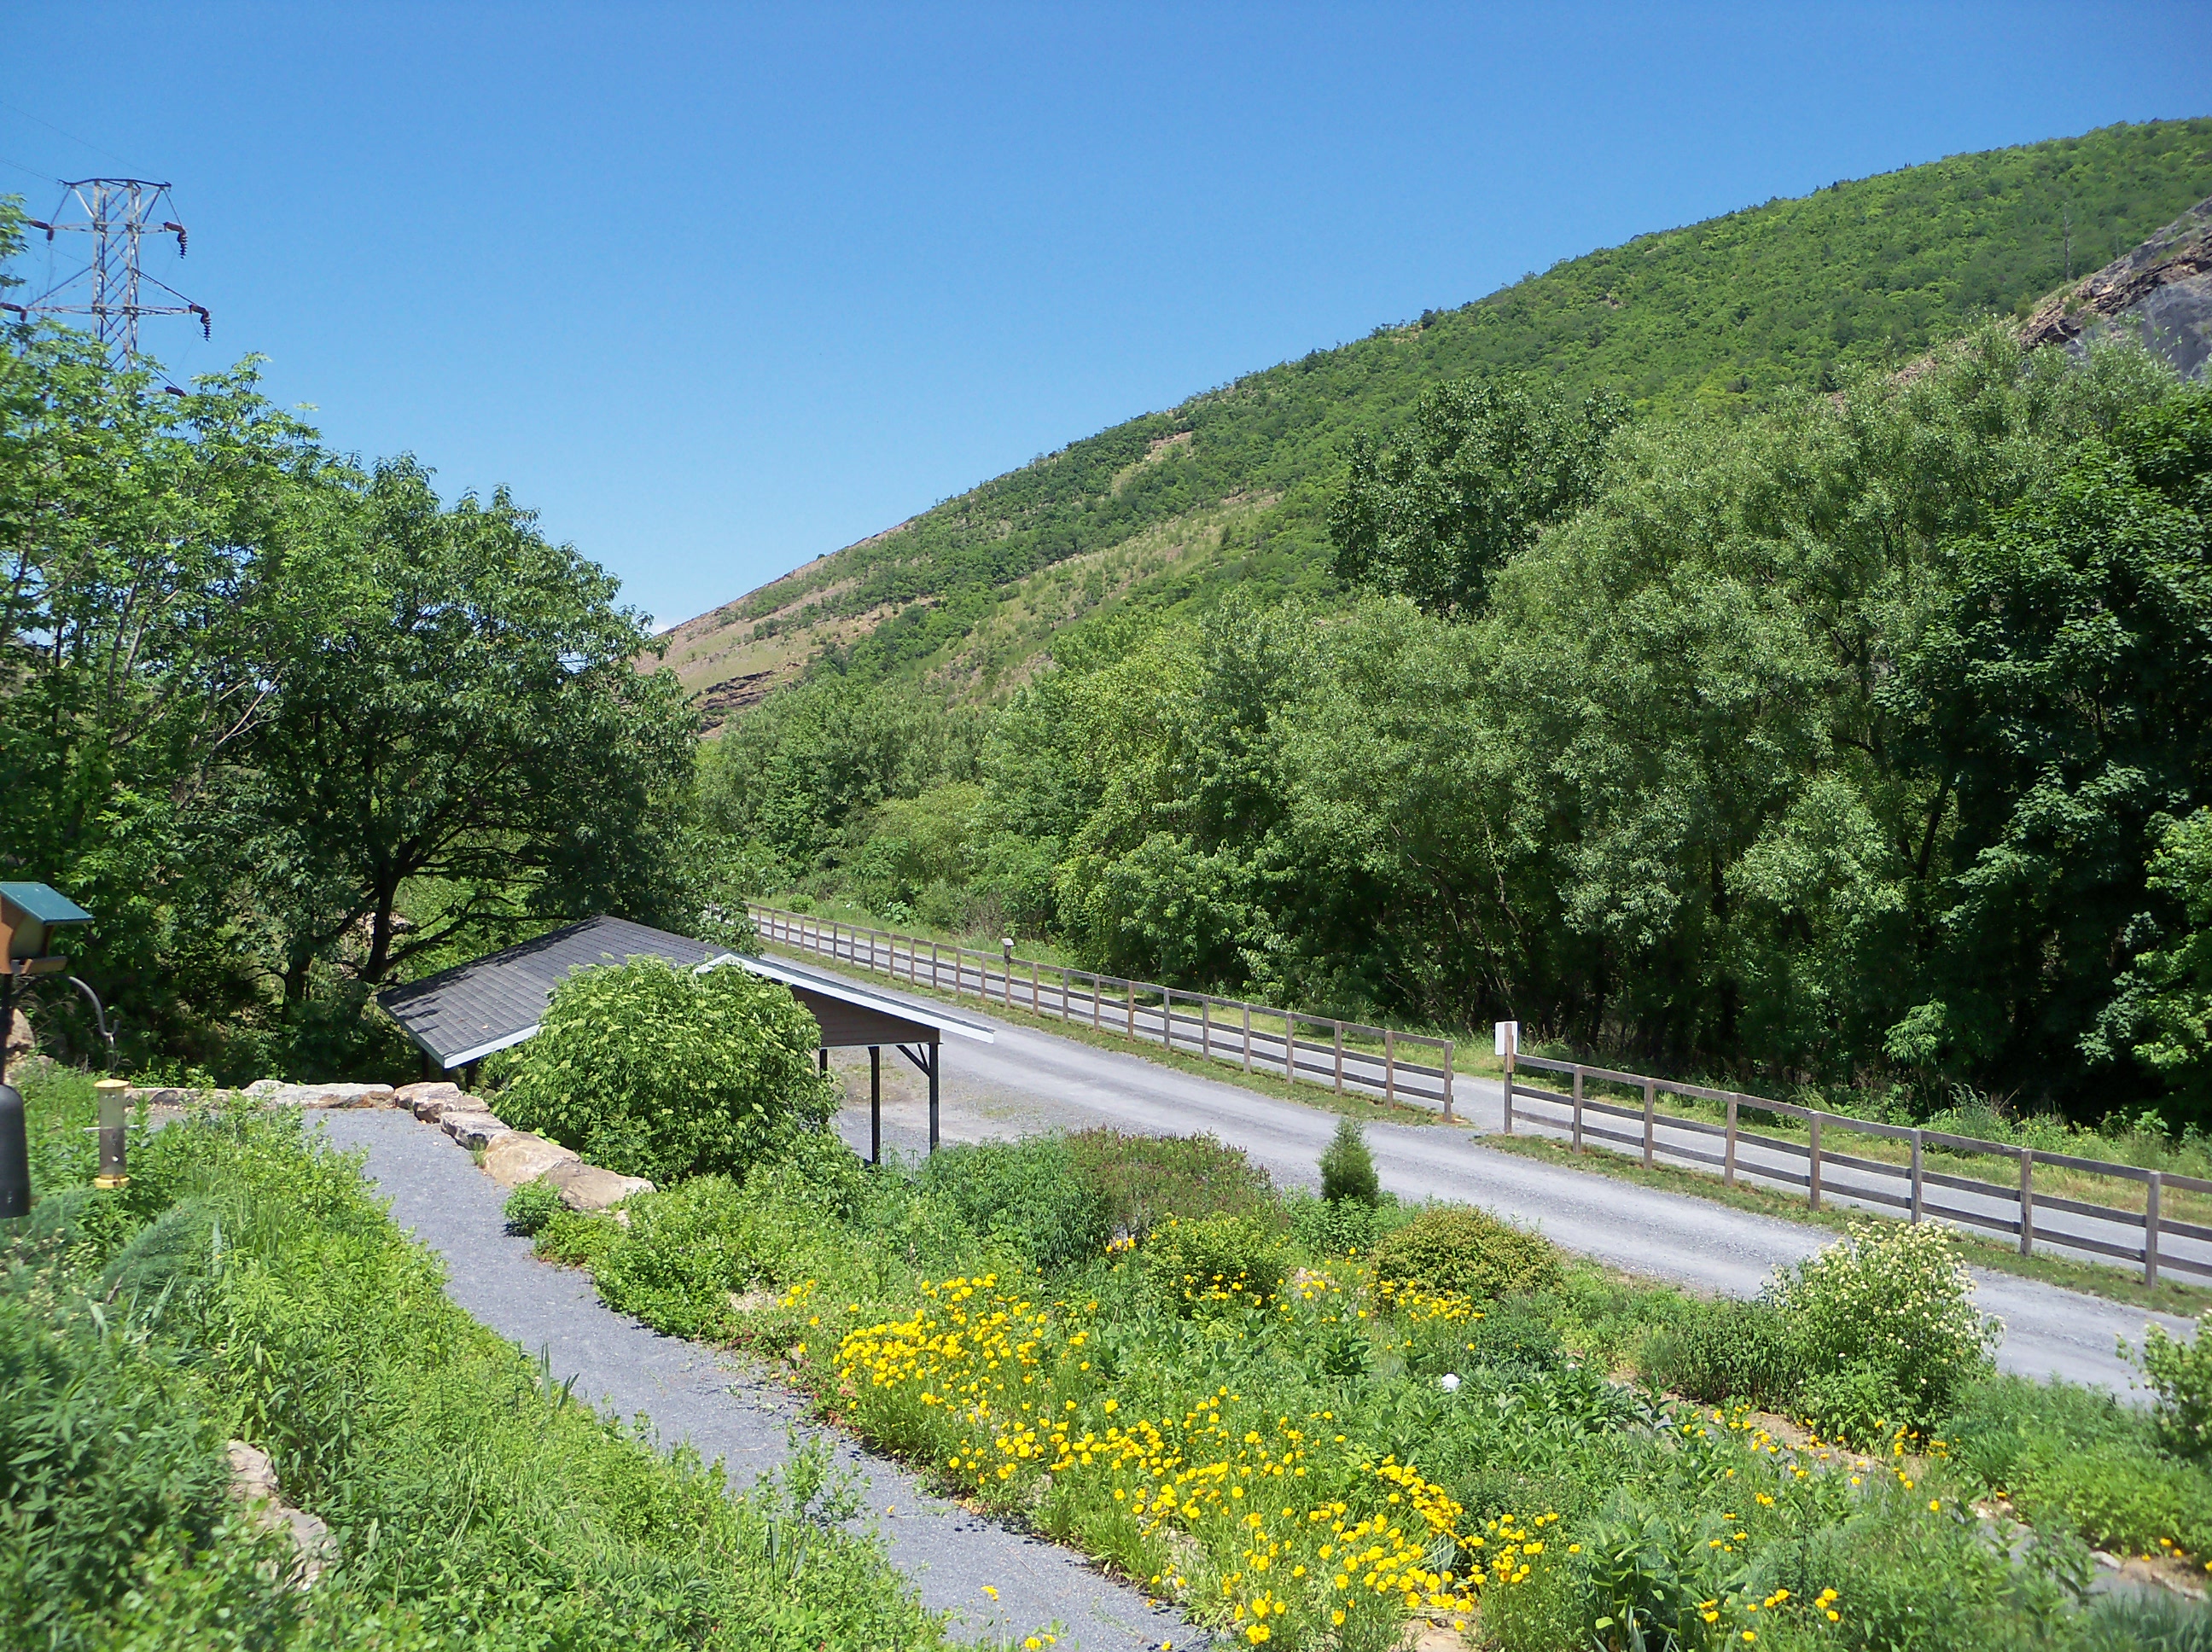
[2147, 1171, 2163, 1286]
[928, 1044, 940, 1155]
[1808, 1114, 1822, 1210]
[869, 1045, 881, 1166]
[0, 1079, 29, 1220]
[1910, 1129, 1924, 1223]
[1385, 1027, 1397, 1106]
[818, 1048, 829, 1075]
[1642, 1079, 1656, 1169]
[1574, 1067, 1586, 1154]
[2019, 1149, 2034, 1257]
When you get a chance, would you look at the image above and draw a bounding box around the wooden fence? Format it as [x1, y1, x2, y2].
[1502, 1050, 2212, 1285]
[746, 905, 1457, 1117]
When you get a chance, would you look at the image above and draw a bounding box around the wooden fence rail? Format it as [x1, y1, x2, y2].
[1504, 1050, 2212, 1285]
[745, 905, 1456, 1119]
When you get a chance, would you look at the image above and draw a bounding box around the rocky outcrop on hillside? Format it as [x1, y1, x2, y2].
[2022, 195, 2212, 381]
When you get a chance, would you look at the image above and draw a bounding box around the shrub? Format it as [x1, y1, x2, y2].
[1767, 1218, 1999, 1425]
[504, 1178, 564, 1236]
[1067, 1128, 1274, 1242]
[2010, 1442, 2212, 1556]
[492, 957, 835, 1184]
[1142, 1213, 1289, 1313]
[1367, 1205, 1561, 1301]
[1288, 1187, 1393, 1259]
[2134, 1311, 2212, 1461]
[1638, 1297, 1804, 1410]
[1941, 1374, 2154, 1494]
[914, 1136, 1111, 1272]
[1800, 1362, 1911, 1450]
[591, 1175, 753, 1339]
[1319, 1116, 1380, 1204]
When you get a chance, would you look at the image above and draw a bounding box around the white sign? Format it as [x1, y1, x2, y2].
[1493, 1020, 1520, 1057]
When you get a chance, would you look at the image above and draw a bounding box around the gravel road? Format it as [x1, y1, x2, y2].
[313, 1108, 1178, 1652]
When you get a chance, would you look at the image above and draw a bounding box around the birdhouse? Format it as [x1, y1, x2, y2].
[0, 882, 94, 977]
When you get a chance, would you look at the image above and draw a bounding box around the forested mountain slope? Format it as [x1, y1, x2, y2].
[663, 118, 2212, 720]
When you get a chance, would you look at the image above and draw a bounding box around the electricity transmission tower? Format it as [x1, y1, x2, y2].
[3, 178, 208, 366]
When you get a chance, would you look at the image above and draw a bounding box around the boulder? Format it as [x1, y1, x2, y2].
[545, 1160, 654, 1213]
[393, 1079, 462, 1108]
[410, 1091, 483, 1123]
[480, 1130, 579, 1188]
[227, 1440, 335, 1589]
[441, 1112, 511, 1150]
[242, 1080, 396, 1109]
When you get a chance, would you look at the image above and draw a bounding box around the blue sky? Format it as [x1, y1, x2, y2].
[4, 3, 2208, 630]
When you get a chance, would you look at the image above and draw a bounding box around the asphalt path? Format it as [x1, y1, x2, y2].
[812, 969, 2196, 1395]
[313, 1108, 1176, 1652]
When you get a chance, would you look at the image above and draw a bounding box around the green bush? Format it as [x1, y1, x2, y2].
[2135, 1311, 2212, 1461]
[1288, 1187, 1394, 1259]
[914, 1136, 1111, 1272]
[2010, 1442, 2212, 1556]
[1801, 1362, 1912, 1450]
[1142, 1213, 1289, 1313]
[1367, 1205, 1561, 1300]
[1067, 1128, 1274, 1242]
[591, 1175, 753, 1339]
[1319, 1116, 1381, 1204]
[1767, 1218, 1999, 1425]
[1637, 1297, 1804, 1410]
[504, 1177, 564, 1236]
[492, 956, 835, 1184]
[1941, 1374, 2155, 1494]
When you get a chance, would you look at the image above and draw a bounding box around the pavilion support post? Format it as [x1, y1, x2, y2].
[818, 1048, 829, 1075]
[869, 1045, 882, 1166]
[928, 1043, 940, 1155]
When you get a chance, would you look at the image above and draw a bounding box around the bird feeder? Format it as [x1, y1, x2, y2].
[1, 882, 95, 978]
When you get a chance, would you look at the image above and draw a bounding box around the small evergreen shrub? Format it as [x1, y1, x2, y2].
[503, 1178, 563, 1236]
[1067, 1128, 1273, 1242]
[915, 1137, 1111, 1273]
[492, 957, 835, 1185]
[1143, 1213, 1289, 1313]
[1318, 1116, 1380, 1204]
[2135, 1310, 2212, 1461]
[1367, 1206, 1562, 1301]
[1768, 1218, 1999, 1426]
[1639, 1297, 1804, 1410]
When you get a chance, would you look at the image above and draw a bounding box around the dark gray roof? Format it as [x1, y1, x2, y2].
[377, 916, 718, 1068]
[726, 955, 995, 1043]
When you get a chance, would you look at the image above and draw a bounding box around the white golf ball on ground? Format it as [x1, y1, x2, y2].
[1439, 1372, 1461, 1393]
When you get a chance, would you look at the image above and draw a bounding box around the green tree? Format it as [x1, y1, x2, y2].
[1328, 373, 1627, 618]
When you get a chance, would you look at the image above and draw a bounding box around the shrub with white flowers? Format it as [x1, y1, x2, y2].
[1768, 1218, 2000, 1424]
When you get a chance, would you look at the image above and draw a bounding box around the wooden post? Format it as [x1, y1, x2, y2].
[1031, 958, 1040, 1014]
[1574, 1067, 1586, 1154]
[930, 939, 940, 991]
[1091, 973, 1101, 1030]
[1808, 1114, 1823, 1211]
[2147, 1171, 2163, 1286]
[1384, 1027, 1397, 1105]
[1642, 1079, 1656, 1168]
[1202, 998, 1212, 1060]
[1126, 980, 1136, 1038]
[2018, 1149, 2035, 1257]
[1060, 966, 1070, 1021]
[1243, 1004, 1254, 1073]
[1284, 1010, 1295, 1085]
[1162, 986, 1174, 1050]
[1441, 1042, 1454, 1122]
[1724, 1094, 1737, 1184]
[1502, 1032, 1516, 1135]
[1332, 1021, 1344, 1093]
[1910, 1129, 1924, 1224]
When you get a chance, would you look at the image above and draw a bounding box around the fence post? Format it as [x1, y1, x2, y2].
[1574, 1067, 1586, 1154]
[1126, 980, 1135, 1038]
[1061, 966, 1070, 1021]
[1910, 1130, 1924, 1224]
[1284, 1010, 1295, 1085]
[1243, 1004, 1254, 1072]
[1503, 1032, 1516, 1135]
[1808, 1114, 1823, 1211]
[2147, 1171, 2163, 1287]
[1202, 998, 1212, 1060]
[1642, 1079, 1656, 1168]
[1332, 1021, 1344, 1093]
[1724, 1094, 1737, 1184]
[1091, 973, 1101, 1030]
[1162, 986, 1174, 1050]
[2018, 1149, 2035, 1257]
[1441, 1042, 1454, 1122]
[1385, 1027, 1398, 1106]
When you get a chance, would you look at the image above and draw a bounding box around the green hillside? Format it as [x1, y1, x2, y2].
[661, 118, 2212, 713]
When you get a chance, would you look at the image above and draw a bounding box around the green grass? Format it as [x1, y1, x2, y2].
[2, 1073, 966, 1651]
